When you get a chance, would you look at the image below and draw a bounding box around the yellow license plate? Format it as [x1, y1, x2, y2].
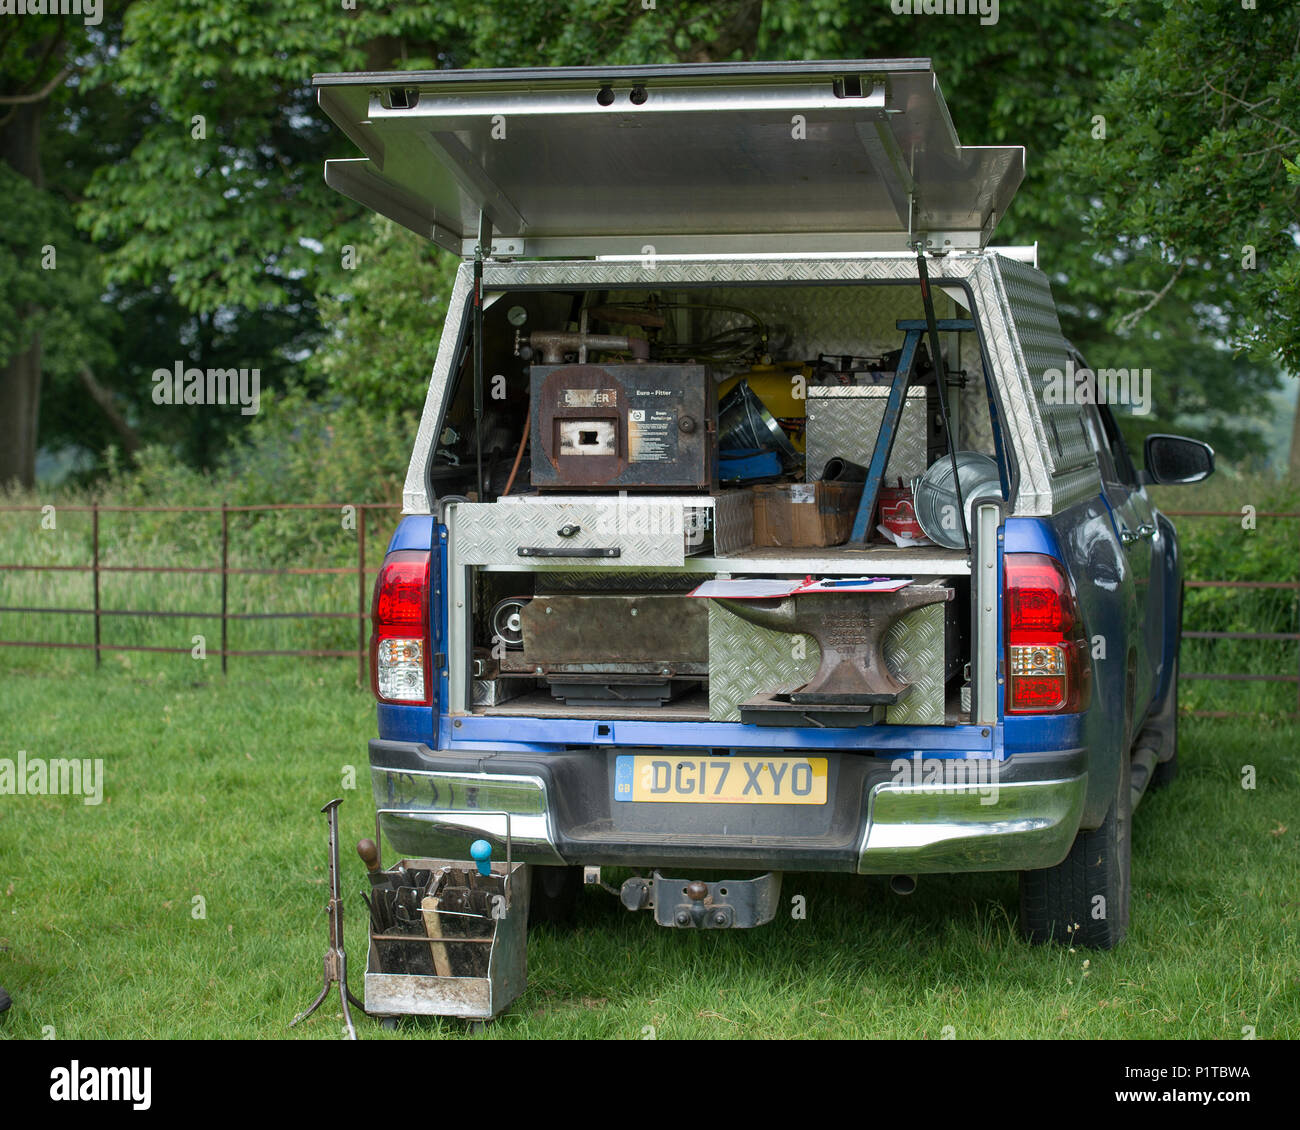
[614, 755, 827, 805]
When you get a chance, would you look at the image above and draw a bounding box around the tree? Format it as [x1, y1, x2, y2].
[0, 15, 102, 489]
[1062, 1, 1299, 472]
[13, 1, 1288, 484]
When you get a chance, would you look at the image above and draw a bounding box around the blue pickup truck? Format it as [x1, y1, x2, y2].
[316, 59, 1214, 949]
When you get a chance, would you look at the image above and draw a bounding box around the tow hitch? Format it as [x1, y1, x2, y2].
[619, 872, 782, 929]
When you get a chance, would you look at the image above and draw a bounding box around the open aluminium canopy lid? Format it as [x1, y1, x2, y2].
[313, 60, 1023, 258]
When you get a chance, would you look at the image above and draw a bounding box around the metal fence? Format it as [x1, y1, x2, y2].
[0, 501, 401, 685]
[1165, 508, 1300, 719]
[0, 502, 1296, 716]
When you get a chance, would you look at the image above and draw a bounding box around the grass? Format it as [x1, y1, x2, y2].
[0, 662, 1296, 1040]
[0, 472, 1296, 1038]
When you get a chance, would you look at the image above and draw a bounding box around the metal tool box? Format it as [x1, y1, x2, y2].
[363, 820, 530, 1022]
[450, 491, 752, 568]
[805, 385, 940, 485]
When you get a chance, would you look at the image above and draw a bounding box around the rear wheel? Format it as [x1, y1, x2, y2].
[528, 865, 583, 926]
[1019, 747, 1131, 949]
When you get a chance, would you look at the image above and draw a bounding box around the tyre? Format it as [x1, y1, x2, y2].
[528, 865, 583, 926]
[1019, 746, 1131, 949]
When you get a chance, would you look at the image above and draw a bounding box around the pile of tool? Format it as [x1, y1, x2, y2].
[357, 839, 501, 979]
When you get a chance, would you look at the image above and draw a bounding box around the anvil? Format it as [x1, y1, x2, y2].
[715, 585, 953, 706]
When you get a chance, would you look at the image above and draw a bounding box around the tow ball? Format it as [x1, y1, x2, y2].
[619, 872, 782, 929]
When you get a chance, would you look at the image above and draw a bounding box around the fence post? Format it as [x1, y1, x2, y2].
[220, 501, 229, 675]
[357, 503, 367, 688]
[91, 501, 101, 668]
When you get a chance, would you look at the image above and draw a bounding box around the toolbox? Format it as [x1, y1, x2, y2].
[363, 812, 530, 1022]
[805, 385, 941, 485]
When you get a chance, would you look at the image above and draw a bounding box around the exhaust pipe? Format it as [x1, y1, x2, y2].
[889, 874, 917, 896]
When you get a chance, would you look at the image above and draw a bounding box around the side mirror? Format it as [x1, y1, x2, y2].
[1144, 433, 1215, 485]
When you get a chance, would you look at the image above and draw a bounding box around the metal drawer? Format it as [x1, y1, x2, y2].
[450, 498, 688, 567]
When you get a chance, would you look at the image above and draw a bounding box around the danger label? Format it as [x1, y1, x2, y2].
[628, 407, 677, 463]
[561, 387, 618, 408]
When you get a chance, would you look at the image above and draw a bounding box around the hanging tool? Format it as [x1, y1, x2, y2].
[291, 798, 366, 1039]
[357, 837, 395, 933]
[421, 892, 454, 977]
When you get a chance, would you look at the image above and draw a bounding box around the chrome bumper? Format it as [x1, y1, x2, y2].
[370, 745, 1088, 874]
[856, 774, 1087, 873]
[373, 768, 568, 865]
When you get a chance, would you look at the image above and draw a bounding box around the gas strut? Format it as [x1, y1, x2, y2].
[472, 213, 491, 503]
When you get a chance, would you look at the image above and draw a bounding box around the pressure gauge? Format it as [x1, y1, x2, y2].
[506, 305, 528, 327]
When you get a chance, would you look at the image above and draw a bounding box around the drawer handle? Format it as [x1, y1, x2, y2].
[517, 546, 621, 558]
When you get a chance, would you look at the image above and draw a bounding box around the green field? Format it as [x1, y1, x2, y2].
[0, 663, 1296, 1040]
[1, 474, 1297, 1038]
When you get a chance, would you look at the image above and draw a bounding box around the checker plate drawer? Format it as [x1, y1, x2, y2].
[450, 498, 687, 567]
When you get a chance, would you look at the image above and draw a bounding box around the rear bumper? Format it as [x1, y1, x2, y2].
[369, 740, 1087, 875]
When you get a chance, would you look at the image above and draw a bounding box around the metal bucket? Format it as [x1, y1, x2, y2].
[912, 452, 1003, 549]
[718, 379, 800, 467]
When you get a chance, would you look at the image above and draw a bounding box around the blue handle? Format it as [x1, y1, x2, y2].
[470, 839, 493, 877]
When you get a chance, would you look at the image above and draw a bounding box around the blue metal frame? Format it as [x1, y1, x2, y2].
[441, 713, 1000, 756]
[848, 319, 976, 544]
[382, 695, 1082, 761]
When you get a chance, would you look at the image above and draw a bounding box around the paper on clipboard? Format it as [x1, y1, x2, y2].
[795, 576, 914, 594]
[688, 576, 914, 599]
[686, 577, 806, 599]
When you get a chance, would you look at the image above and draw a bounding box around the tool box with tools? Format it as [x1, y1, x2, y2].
[359, 832, 529, 1022]
[294, 799, 531, 1030]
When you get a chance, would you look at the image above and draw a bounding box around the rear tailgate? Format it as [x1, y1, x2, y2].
[313, 59, 1024, 257]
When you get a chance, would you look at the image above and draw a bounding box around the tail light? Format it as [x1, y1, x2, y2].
[1004, 552, 1090, 714]
[370, 550, 431, 704]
